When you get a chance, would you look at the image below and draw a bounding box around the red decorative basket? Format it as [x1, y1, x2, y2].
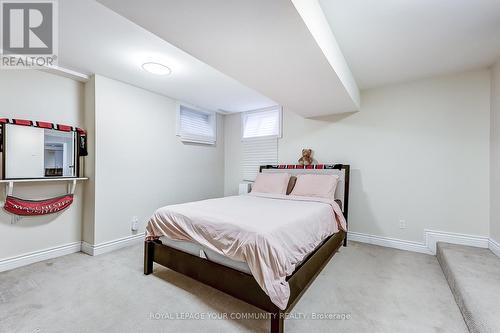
[4, 194, 74, 216]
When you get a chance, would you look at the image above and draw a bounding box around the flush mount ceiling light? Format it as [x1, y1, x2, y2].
[141, 62, 171, 75]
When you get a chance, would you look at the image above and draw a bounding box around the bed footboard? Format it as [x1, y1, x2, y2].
[144, 240, 155, 275]
[143, 231, 345, 333]
[271, 312, 284, 333]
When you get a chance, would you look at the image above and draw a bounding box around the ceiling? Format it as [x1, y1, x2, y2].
[96, 0, 360, 117]
[57, 0, 500, 115]
[57, 0, 276, 113]
[319, 0, 500, 89]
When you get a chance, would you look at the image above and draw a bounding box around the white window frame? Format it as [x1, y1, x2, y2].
[176, 102, 217, 145]
[240, 106, 283, 141]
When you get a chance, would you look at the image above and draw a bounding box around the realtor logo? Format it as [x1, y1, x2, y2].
[0, 0, 58, 68]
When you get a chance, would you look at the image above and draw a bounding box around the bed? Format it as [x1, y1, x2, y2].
[144, 164, 350, 333]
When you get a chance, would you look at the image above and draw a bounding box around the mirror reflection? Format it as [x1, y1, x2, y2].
[44, 130, 76, 177]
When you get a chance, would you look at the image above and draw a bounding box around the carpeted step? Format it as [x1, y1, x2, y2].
[436, 242, 500, 333]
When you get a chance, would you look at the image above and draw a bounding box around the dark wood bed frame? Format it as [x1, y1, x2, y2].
[144, 164, 350, 333]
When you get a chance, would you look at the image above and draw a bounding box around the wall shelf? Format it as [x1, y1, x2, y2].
[0, 177, 88, 183]
[1, 178, 88, 197]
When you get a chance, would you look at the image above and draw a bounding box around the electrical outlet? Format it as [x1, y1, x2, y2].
[399, 219, 407, 229]
[131, 216, 139, 231]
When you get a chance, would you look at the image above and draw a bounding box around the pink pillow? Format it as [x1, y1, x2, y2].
[251, 173, 290, 195]
[290, 174, 339, 200]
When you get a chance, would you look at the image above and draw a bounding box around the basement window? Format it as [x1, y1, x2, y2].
[176, 104, 216, 144]
[241, 106, 282, 181]
[241, 106, 282, 140]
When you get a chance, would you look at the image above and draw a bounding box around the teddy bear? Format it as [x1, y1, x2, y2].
[298, 149, 314, 166]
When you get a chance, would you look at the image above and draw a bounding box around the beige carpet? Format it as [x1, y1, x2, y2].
[0, 242, 468, 333]
[437, 242, 500, 333]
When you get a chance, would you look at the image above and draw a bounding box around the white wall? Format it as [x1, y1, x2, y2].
[224, 114, 243, 195]
[88, 75, 225, 245]
[491, 61, 500, 243]
[225, 70, 491, 243]
[0, 67, 493, 263]
[0, 70, 84, 259]
[0, 71, 226, 261]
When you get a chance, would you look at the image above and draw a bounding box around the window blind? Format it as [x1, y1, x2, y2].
[242, 137, 278, 181]
[177, 105, 216, 144]
[242, 107, 281, 139]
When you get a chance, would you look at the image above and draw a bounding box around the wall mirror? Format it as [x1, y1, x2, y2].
[2, 124, 78, 179]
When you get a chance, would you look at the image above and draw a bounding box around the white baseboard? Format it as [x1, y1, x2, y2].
[0, 242, 82, 273]
[348, 231, 431, 254]
[0, 233, 146, 272]
[348, 229, 490, 255]
[489, 238, 500, 258]
[1, 230, 494, 272]
[81, 232, 145, 256]
[424, 229, 489, 254]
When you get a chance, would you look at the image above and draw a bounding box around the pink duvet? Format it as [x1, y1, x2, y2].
[145, 193, 346, 310]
